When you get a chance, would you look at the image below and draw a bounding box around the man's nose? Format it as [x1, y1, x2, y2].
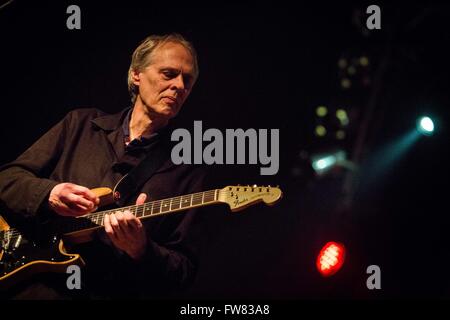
[172, 74, 186, 92]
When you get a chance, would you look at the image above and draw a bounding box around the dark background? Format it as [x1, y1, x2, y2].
[0, 0, 449, 299]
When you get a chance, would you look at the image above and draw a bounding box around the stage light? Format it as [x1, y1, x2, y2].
[336, 109, 349, 126]
[347, 66, 356, 75]
[336, 130, 346, 140]
[314, 157, 333, 170]
[316, 242, 346, 277]
[311, 150, 346, 174]
[359, 56, 369, 67]
[315, 125, 327, 137]
[417, 116, 434, 136]
[316, 106, 328, 117]
[341, 78, 351, 89]
[338, 58, 348, 69]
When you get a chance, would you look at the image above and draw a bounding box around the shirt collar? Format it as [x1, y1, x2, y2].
[122, 108, 159, 147]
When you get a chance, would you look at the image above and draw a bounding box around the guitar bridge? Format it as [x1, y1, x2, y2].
[0, 230, 11, 251]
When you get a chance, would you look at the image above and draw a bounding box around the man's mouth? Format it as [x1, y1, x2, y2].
[163, 96, 178, 105]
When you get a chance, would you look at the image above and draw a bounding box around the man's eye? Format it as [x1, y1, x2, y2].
[162, 71, 176, 78]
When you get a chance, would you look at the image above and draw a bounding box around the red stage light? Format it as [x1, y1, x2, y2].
[316, 241, 346, 277]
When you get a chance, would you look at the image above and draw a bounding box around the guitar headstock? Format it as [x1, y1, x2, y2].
[218, 185, 283, 212]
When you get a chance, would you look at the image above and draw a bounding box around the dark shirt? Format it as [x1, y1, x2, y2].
[121, 107, 158, 148]
[0, 107, 206, 299]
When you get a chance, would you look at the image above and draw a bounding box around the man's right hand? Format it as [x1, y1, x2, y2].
[48, 183, 100, 217]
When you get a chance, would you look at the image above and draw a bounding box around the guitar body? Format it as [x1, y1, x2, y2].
[0, 186, 115, 289]
[0, 215, 84, 289]
[0, 184, 282, 290]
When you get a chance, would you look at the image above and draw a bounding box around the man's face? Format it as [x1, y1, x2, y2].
[132, 42, 196, 119]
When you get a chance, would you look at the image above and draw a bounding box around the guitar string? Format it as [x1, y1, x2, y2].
[1, 189, 218, 238]
[1, 187, 276, 239]
[1, 188, 264, 239]
[83, 189, 218, 222]
[1, 189, 221, 239]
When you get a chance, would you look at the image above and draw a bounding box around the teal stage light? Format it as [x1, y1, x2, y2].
[417, 116, 435, 136]
[311, 150, 347, 175]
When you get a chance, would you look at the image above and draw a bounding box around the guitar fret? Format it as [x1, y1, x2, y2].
[152, 201, 161, 214]
[204, 191, 215, 203]
[136, 205, 143, 218]
[162, 199, 170, 212]
[181, 195, 190, 208]
[192, 193, 202, 206]
[144, 202, 152, 217]
[172, 196, 181, 210]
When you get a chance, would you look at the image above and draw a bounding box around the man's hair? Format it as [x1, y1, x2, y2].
[127, 33, 199, 105]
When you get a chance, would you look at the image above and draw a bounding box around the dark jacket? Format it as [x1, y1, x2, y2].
[0, 107, 207, 299]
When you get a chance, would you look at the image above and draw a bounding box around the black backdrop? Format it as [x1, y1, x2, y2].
[1, 0, 449, 299]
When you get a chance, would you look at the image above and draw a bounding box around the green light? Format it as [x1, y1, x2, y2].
[315, 125, 327, 137]
[341, 78, 351, 89]
[316, 106, 328, 117]
[336, 109, 349, 126]
[336, 109, 347, 119]
[417, 116, 435, 136]
[359, 56, 369, 66]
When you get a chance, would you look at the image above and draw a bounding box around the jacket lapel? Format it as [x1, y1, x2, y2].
[91, 108, 129, 160]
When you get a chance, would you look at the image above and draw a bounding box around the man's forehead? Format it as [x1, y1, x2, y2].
[151, 43, 194, 66]
[146, 47, 192, 78]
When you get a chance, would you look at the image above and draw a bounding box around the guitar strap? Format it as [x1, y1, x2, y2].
[113, 138, 171, 207]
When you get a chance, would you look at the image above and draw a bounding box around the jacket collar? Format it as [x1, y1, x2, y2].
[91, 107, 131, 132]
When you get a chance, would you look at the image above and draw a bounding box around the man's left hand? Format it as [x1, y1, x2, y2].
[104, 193, 148, 260]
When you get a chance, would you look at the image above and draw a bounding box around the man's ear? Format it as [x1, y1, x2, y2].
[131, 69, 141, 86]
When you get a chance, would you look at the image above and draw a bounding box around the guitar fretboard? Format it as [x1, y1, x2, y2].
[59, 189, 220, 235]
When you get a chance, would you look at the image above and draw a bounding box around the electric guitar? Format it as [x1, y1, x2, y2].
[0, 185, 282, 289]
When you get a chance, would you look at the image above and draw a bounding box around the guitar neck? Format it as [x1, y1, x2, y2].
[60, 189, 221, 235]
[1, 185, 282, 244]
